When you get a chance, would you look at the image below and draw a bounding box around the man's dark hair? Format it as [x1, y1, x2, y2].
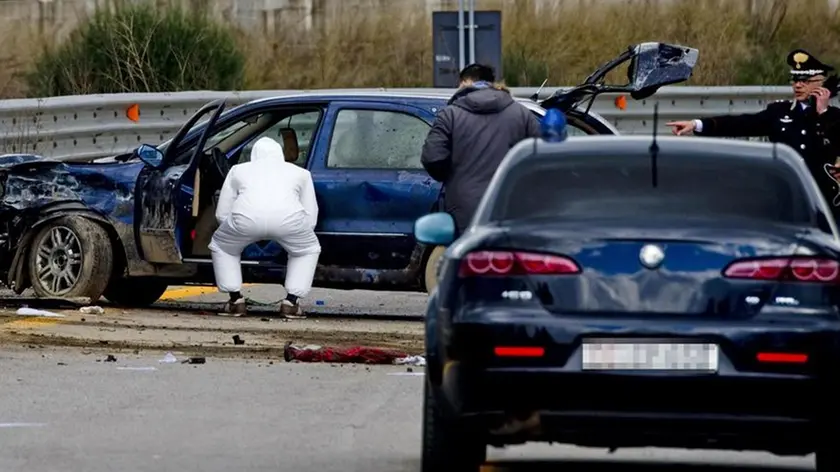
[459, 63, 495, 83]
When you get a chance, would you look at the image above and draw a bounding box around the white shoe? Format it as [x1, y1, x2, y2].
[280, 299, 306, 319]
[221, 297, 247, 316]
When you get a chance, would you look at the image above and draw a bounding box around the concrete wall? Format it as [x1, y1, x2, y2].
[2, 0, 838, 36]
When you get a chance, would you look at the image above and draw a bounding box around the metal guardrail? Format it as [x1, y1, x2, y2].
[0, 86, 822, 162]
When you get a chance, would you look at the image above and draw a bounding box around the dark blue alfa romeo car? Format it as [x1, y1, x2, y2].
[0, 42, 694, 306]
[415, 134, 840, 471]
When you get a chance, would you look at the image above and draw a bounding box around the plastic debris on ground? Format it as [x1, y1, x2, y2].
[394, 355, 426, 366]
[79, 306, 104, 315]
[15, 307, 65, 317]
[283, 342, 409, 364]
[182, 357, 206, 365]
[159, 352, 178, 363]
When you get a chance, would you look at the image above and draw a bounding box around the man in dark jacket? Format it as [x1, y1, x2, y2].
[667, 49, 840, 214]
[421, 64, 541, 235]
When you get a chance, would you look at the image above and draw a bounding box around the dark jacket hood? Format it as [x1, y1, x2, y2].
[449, 87, 515, 115]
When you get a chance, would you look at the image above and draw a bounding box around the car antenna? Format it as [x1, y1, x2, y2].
[649, 101, 659, 188]
[530, 78, 549, 102]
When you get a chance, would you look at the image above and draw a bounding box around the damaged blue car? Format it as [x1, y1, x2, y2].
[0, 42, 696, 306]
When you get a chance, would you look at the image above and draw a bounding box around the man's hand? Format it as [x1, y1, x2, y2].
[828, 164, 840, 181]
[666, 120, 696, 136]
[812, 87, 831, 114]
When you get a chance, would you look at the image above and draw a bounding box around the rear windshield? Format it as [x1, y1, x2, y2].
[488, 153, 814, 225]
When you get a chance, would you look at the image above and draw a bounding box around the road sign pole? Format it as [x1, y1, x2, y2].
[468, 0, 476, 65]
[457, 0, 466, 71]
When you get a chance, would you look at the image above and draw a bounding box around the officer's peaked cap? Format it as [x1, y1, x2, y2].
[788, 49, 835, 78]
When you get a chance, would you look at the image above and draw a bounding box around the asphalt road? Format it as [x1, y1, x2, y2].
[0, 347, 816, 472]
[0, 284, 429, 319]
[161, 283, 430, 318]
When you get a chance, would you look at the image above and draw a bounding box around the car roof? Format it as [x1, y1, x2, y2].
[525, 135, 806, 167]
[153, 91, 548, 154]
[240, 90, 545, 111]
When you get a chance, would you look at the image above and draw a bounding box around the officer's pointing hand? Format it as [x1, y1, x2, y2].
[812, 87, 831, 114]
[666, 120, 696, 136]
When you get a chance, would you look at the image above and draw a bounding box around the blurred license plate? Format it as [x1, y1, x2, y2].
[582, 341, 719, 371]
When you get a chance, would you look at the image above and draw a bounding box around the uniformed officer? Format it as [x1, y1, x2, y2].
[667, 49, 840, 214]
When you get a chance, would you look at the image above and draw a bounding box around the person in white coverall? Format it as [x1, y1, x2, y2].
[209, 136, 321, 318]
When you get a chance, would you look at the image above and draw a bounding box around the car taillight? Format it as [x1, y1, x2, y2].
[458, 250, 580, 277]
[494, 346, 545, 358]
[757, 352, 808, 363]
[723, 257, 840, 283]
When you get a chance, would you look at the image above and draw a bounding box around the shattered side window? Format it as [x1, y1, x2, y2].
[327, 109, 429, 169]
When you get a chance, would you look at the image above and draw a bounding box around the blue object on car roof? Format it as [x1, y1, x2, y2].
[541, 108, 568, 142]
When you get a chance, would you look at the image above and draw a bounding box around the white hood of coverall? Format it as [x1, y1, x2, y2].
[250, 135, 284, 163]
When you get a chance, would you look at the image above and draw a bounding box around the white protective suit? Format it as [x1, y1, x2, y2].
[208, 137, 321, 297]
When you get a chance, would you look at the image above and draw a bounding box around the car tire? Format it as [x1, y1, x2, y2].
[104, 278, 168, 307]
[421, 378, 486, 472]
[28, 216, 113, 301]
[424, 245, 447, 295]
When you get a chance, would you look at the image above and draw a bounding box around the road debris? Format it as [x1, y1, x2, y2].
[283, 342, 409, 364]
[103, 354, 117, 362]
[0, 306, 424, 360]
[159, 352, 178, 364]
[79, 306, 105, 315]
[15, 307, 64, 317]
[182, 357, 206, 365]
[394, 355, 426, 366]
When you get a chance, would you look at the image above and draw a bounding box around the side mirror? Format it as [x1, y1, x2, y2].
[135, 144, 165, 169]
[626, 42, 699, 100]
[414, 212, 456, 246]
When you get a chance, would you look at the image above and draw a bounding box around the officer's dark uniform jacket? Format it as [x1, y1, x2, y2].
[695, 100, 840, 206]
[694, 49, 840, 213]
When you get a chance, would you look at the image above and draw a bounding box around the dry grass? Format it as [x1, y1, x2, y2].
[241, 0, 840, 89]
[240, 2, 433, 89]
[0, 26, 56, 98]
[5, 0, 840, 97]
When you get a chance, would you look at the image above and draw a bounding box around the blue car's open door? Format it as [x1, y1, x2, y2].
[134, 99, 226, 264]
